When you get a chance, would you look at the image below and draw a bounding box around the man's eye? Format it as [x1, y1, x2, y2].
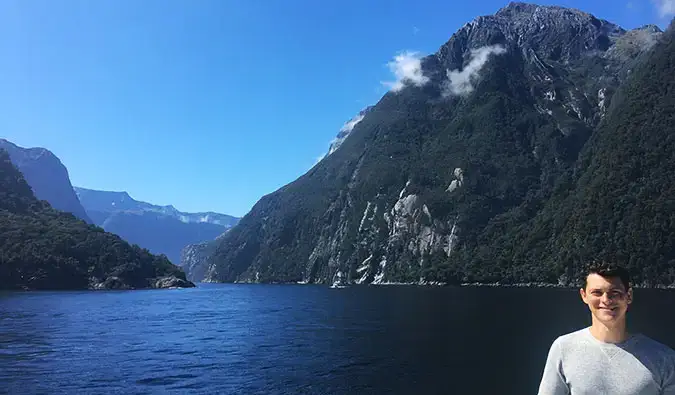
[591, 291, 602, 296]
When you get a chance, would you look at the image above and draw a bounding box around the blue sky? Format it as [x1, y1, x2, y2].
[1, 0, 672, 217]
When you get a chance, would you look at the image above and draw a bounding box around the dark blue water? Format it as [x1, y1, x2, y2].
[1, 284, 674, 394]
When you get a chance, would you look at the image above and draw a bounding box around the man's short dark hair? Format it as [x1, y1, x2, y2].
[582, 261, 631, 291]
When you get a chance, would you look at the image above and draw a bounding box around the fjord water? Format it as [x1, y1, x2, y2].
[1, 285, 674, 394]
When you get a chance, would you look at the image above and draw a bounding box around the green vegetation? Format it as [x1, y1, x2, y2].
[202, 18, 675, 287]
[500, 22, 675, 286]
[0, 150, 192, 290]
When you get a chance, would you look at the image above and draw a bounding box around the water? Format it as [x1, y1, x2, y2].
[1, 284, 674, 394]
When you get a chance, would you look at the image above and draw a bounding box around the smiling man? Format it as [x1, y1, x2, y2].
[537, 262, 675, 395]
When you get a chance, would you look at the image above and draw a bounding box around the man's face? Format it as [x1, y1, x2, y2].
[580, 273, 632, 326]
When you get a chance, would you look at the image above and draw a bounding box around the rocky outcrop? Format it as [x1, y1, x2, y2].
[88, 275, 195, 290]
[151, 276, 195, 289]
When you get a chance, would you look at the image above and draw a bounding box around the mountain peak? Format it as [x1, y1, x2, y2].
[440, 1, 625, 70]
[0, 139, 91, 223]
[0, 139, 57, 165]
[74, 187, 239, 227]
[496, 2, 587, 17]
[637, 24, 663, 33]
[75, 187, 134, 202]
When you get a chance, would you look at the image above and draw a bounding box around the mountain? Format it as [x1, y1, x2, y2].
[74, 187, 239, 265]
[0, 139, 91, 223]
[326, 106, 375, 157]
[0, 149, 194, 290]
[188, 3, 674, 287]
[180, 232, 228, 283]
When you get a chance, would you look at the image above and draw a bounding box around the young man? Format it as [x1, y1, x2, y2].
[537, 262, 675, 395]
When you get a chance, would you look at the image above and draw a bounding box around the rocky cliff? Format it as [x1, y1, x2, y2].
[191, 3, 673, 286]
[0, 139, 91, 223]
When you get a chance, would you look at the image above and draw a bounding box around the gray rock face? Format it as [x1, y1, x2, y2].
[190, 4, 669, 286]
[0, 139, 91, 223]
[180, 241, 217, 282]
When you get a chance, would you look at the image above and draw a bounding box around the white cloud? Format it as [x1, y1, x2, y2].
[381, 51, 429, 93]
[311, 154, 325, 169]
[443, 45, 507, 97]
[340, 113, 365, 134]
[653, 0, 675, 17]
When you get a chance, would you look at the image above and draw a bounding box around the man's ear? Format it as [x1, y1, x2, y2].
[580, 287, 588, 304]
[627, 288, 633, 305]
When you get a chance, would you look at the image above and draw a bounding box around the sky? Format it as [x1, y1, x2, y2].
[1, 0, 673, 217]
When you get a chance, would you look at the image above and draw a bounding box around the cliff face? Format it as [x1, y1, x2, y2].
[0, 139, 91, 223]
[181, 241, 218, 283]
[192, 4, 673, 286]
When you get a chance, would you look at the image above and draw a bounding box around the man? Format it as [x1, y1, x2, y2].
[538, 262, 675, 395]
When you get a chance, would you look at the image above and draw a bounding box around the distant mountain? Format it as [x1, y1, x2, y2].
[0, 149, 194, 290]
[74, 187, 239, 265]
[188, 3, 675, 287]
[0, 139, 91, 223]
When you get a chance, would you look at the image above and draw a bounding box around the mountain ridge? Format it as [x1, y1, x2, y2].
[75, 187, 239, 265]
[192, 4, 672, 286]
[0, 139, 92, 223]
[74, 187, 239, 227]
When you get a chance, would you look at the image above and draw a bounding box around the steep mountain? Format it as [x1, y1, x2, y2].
[326, 106, 375, 157]
[0, 149, 194, 290]
[194, 3, 672, 286]
[0, 139, 91, 223]
[506, 18, 675, 287]
[180, 232, 229, 282]
[74, 187, 239, 264]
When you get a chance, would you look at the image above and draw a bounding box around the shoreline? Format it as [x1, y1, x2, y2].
[213, 279, 675, 290]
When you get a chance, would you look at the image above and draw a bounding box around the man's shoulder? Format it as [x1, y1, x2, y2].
[553, 328, 590, 347]
[546, 328, 592, 357]
[633, 334, 675, 358]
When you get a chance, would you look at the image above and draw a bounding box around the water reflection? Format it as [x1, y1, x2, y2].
[0, 285, 673, 394]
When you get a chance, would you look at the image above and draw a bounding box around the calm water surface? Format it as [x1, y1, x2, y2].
[1, 284, 674, 394]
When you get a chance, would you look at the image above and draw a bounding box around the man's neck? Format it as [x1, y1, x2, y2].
[589, 319, 629, 343]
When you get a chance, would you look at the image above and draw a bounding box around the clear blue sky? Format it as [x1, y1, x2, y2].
[0, 0, 671, 217]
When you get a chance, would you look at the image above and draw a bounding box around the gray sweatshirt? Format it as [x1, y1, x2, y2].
[538, 328, 675, 395]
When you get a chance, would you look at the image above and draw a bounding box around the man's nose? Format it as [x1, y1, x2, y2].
[601, 293, 611, 303]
